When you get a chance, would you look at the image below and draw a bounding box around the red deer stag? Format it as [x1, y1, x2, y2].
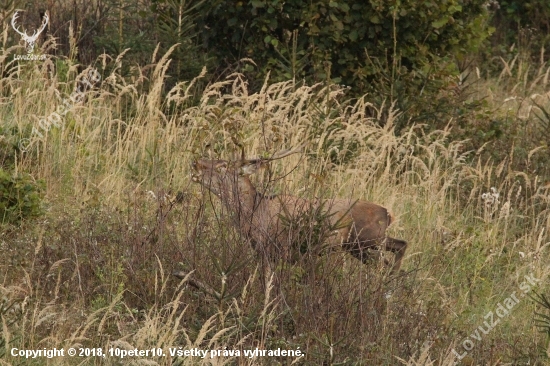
[191, 145, 407, 274]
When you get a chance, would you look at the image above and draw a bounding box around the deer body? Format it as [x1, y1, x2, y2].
[192, 153, 407, 273]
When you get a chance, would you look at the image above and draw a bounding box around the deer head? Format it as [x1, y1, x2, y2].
[191, 144, 303, 200]
[11, 11, 49, 54]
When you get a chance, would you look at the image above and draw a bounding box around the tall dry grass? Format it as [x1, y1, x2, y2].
[2, 30, 550, 365]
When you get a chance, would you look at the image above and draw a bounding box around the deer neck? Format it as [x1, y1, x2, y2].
[232, 175, 259, 213]
[224, 176, 272, 239]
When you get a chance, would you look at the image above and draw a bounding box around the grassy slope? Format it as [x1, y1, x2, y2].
[2, 46, 550, 365]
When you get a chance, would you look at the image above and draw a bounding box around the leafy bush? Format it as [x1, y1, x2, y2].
[0, 130, 16, 171]
[149, 0, 209, 83]
[199, 0, 492, 91]
[490, 0, 550, 54]
[0, 168, 44, 224]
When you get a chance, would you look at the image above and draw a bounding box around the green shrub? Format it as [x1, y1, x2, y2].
[0, 168, 44, 224]
[198, 0, 492, 91]
[490, 0, 550, 54]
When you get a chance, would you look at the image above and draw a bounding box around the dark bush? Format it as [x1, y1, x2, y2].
[198, 0, 492, 91]
[0, 168, 44, 225]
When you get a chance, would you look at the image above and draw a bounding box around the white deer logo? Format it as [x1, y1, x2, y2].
[11, 11, 49, 54]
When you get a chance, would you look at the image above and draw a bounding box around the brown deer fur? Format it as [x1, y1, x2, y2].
[191, 152, 407, 274]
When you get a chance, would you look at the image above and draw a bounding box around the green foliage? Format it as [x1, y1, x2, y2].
[0, 127, 18, 171]
[92, 0, 157, 68]
[0, 168, 44, 224]
[532, 291, 550, 359]
[490, 0, 550, 54]
[91, 261, 126, 311]
[278, 198, 345, 258]
[198, 0, 492, 91]
[149, 0, 210, 83]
